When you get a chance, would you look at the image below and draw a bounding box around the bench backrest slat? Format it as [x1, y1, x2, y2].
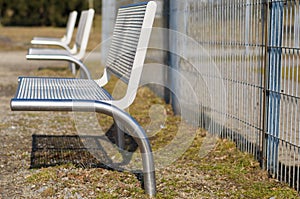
[105, 2, 156, 84]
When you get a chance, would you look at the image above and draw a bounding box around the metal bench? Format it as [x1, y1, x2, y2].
[31, 10, 78, 49]
[11, 1, 157, 196]
[27, 9, 95, 78]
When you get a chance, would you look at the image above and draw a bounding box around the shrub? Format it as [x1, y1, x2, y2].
[0, 0, 94, 27]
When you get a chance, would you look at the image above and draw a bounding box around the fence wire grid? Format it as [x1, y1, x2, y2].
[102, 0, 300, 192]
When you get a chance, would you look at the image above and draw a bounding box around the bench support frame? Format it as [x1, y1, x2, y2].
[11, 100, 156, 196]
[11, 2, 157, 197]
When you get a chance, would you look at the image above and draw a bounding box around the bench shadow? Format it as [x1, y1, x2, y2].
[30, 123, 142, 180]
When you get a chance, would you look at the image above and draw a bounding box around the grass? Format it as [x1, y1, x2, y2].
[23, 112, 300, 198]
[2, 20, 299, 198]
[23, 66, 299, 198]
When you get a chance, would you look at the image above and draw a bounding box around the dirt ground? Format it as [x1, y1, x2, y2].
[1, 51, 299, 199]
[0, 51, 70, 198]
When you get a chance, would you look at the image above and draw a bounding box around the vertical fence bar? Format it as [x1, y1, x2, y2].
[262, 0, 269, 171]
[245, 0, 251, 54]
[169, 0, 180, 115]
[169, 0, 189, 116]
[295, 2, 300, 48]
[266, 0, 283, 176]
[169, 0, 176, 111]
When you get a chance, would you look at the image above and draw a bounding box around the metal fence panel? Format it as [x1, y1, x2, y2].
[274, 0, 300, 189]
[168, 0, 300, 192]
[102, 0, 300, 192]
[170, 0, 265, 157]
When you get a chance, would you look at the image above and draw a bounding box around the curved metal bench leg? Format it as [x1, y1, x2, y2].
[11, 100, 156, 196]
[73, 102, 156, 196]
[93, 103, 156, 197]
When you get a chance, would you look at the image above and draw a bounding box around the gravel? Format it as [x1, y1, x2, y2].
[0, 51, 73, 198]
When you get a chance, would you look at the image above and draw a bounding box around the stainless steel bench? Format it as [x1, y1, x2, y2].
[31, 10, 78, 48]
[11, 1, 157, 196]
[27, 9, 95, 78]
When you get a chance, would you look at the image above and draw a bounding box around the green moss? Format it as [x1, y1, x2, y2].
[26, 168, 58, 183]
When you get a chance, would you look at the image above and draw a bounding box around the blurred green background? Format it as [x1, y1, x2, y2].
[0, 0, 101, 27]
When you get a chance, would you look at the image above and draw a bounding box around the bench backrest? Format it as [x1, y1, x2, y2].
[100, 1, 157, 109]
[62, 11, 78, 44]
[72, 9, 95, 59]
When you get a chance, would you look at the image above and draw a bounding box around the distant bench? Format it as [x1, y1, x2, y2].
[31, 10, 78, 48]
[27, 9, 95, 78]
[10, 1, 157, 196]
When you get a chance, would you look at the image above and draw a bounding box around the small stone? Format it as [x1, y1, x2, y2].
[160, 124, 166, 129]
[37, 186, 47, 193]
[11, 126, 16, 130]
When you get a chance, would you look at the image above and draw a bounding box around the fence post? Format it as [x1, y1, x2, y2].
[101, 0, 117, 63]
[265, 0, 283, 176]
[261, 0, 269, 171]
[169, 0, 188, 115]
[295, 2, 300, 48]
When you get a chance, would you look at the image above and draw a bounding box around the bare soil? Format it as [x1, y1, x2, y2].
[0, 51, 73, 198]
[0, 51, 299, 199]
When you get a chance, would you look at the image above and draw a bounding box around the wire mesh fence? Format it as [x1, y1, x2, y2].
[172, 0, 266, 159]
[102, 0, 300, 192]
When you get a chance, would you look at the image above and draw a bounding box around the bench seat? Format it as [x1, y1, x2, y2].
[28, 48, 73, 56]
[13, 77, 112, 102]
[10, 77, 156, 197]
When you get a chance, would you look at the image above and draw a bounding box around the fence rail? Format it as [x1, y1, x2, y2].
[102, 0, 300, 192]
